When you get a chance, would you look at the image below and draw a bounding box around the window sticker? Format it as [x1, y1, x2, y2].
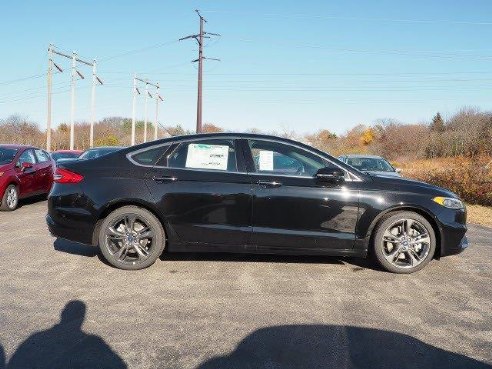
[185, 143, 229, 170]
[258, 150, 274, 171]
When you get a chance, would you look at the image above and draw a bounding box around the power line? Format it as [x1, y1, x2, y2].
[99, 40, 180, 62]
[0, 73, 46, 86]
[234, 38, 492, 60]
[201, 10, 492, 26]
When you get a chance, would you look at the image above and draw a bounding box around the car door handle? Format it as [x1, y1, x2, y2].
[152, 175, 178, 183]
[257, 180, 282, 188]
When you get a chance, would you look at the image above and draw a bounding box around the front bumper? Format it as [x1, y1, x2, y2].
[437, 207, 468, 257]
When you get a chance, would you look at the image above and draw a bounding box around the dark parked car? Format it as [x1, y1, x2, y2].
[338, 154, 402, 177]
[47, 133, 468, 273]
[56, 146, 124, 165]
[51, 150, 83, 164]
[0, 144, 55, 211]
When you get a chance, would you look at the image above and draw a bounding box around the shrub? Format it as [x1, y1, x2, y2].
[402, 157, 492, 206]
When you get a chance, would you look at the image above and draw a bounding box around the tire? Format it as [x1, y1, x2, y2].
[98, 205, 166, 270]
[372, 211, 436, 274]
[0, 185, 19, 211]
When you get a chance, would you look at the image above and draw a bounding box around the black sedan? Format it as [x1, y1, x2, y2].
[47, 133, 468, 273]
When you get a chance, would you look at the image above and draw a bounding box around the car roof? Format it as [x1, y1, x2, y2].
[0, 144, 34, 149]
[87, 146, 125, 150]
[341, 154, 385, 159]
[54, 149, 83, 153]
[126, 132, 327, 154]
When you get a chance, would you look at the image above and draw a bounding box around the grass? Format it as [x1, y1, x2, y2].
[466, 204, 492, 228]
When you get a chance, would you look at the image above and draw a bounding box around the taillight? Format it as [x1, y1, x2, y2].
[54, 168, 84, 184]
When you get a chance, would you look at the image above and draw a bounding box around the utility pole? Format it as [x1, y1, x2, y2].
[90, 60, 103, 148]
[180, 10, 220, 133]
[196, 14, 204, 133]
[143, 82, 149, 143]
[46, 45, 53, 151]
[154, 83, 163, 140]
[49, 46, 100, 150]
[70, 52, 77, 150]
[131, 75, 138, 146]
[131, 77, 159, 145]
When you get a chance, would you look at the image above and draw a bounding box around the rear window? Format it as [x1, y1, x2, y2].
[130, 145, 171, 166]
[167, 139, 237, 172]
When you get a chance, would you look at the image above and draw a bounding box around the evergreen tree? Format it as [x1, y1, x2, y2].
[430, 112, 445, 132]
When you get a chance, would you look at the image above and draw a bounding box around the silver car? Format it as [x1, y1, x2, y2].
[338, 154, 402, 177]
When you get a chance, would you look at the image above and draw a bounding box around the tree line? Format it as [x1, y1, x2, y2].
[1, 108, 491, 161]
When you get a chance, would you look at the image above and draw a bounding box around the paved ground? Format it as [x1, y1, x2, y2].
[0, 199, 491, 369]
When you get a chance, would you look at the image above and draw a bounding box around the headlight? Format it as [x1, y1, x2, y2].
[433, 196, 464, 209]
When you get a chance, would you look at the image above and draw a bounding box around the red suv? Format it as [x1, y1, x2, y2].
[0, 145, 55, 211]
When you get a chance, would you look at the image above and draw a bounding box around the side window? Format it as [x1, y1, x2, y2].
[17, 149, 36, 166]
[130, 145, 171, 166]
[34, 149, 50, 163]
[168, 139, 237, 172]
[248, 140, 333, 177]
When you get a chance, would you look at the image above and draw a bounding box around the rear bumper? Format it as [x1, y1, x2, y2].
[46, 213, 95, 245]
[47, 185, 97, 245]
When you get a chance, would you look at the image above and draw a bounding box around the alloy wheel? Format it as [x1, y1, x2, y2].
[6, 187, 18, 209]
[381, 218, 431, 269]
[104, 214, 155, 265]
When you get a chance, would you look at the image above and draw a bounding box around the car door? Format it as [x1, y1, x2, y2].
[34, 149, 52, 192]
[242, 138, 360, 252]
[15, 149, 38, 197]
[143, 138, 253, 248]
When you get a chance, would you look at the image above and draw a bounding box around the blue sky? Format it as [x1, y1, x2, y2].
[0, 0, 491, 135]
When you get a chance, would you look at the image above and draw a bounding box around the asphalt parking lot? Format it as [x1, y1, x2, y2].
[0, 199, 491, 369]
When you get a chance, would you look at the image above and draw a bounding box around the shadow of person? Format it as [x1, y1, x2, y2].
[197, 324, 491, 369]
[0, 343, 5, 369]
[7, 300, 126, 369]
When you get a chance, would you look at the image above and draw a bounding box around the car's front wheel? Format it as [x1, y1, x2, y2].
[373, 211, 436, 274]
[1, 185, 19, 211]
[98, 206, 166, 270]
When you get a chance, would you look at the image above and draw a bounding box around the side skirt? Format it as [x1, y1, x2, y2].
[167, 241, 367, 258]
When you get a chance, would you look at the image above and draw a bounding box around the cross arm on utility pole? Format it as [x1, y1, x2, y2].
[52, 49, 94, 66]
[135, 77, 159, 89]
[179, 34, 200, 41]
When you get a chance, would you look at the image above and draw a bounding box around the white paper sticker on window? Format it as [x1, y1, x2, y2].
[185, 144, 229, 170]
[258, 150, 274, 171]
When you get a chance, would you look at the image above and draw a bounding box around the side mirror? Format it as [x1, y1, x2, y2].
[21, 162, 33, 171]
[395, 168, 402, 173]
[316, 167, 345, 183]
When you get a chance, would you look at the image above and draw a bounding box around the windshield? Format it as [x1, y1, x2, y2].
[79, 148, 120, 160]
[346, 157, 395, 172]
[0, 148, 18, 165]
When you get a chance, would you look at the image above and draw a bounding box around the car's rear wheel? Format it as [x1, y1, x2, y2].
[98, 206, 165, 270]
[1, 185, 18, 211]
[373, 211, 436, 274]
